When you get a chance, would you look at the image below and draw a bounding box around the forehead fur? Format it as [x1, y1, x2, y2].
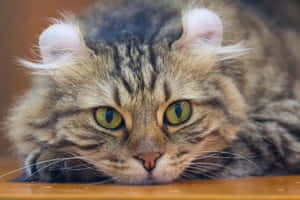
[54, 41, 230, 110]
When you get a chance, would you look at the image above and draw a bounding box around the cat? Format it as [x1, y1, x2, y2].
[5, 0, 300, 184]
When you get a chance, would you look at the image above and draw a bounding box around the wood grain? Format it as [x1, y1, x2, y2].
[1, 159, 300, 200]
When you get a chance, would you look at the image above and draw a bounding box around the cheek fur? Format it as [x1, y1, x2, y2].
[152, 154, 187, 183]
[190, 132, 229, 155]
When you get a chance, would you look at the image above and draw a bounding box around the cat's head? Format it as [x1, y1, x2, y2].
[18, 9, 247, 184]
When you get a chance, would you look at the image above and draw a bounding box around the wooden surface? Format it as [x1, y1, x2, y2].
[1, 159, 300, 200]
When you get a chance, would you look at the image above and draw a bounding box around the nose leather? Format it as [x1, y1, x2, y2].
[135, 153, 161, 172]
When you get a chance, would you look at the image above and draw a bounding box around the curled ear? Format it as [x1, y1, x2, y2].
[39, 23, 89, 63]
[178, 8, 223, 47]
[19, 22, 90, 70]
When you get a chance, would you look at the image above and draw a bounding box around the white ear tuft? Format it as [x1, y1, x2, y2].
[39, 23, 88, 63]
[180, 9, 223, 47]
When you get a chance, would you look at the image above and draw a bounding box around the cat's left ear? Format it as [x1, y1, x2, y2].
[178, 8, 223, 47]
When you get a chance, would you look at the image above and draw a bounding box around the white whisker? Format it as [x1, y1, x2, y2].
[188, 150, 260, 170]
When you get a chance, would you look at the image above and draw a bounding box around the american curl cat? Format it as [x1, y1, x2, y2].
[5, 0, 300, 184]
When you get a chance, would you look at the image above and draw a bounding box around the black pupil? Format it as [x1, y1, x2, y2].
[174, 104, 182, 118]
[106, 108, 114, 123]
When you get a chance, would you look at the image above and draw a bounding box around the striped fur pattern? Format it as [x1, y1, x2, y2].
[5, 0, 300, 184]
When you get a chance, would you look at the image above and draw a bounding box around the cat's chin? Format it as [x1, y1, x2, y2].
[112, 169, 180, 185]
[115, 175, 174, 185]
[108, 168, 179, 185]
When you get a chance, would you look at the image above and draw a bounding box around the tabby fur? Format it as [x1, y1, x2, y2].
[5, 0, 300, 184]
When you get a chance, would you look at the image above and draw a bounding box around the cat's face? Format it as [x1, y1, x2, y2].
[13, 8, 248, 184]
[26, 41, 245, 184]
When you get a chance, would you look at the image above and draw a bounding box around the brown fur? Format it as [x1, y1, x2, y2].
[5, 0, 300, 184]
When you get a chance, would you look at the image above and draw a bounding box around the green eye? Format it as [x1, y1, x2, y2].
[165, 101, 192, 125]
[94, 107, 123, 130]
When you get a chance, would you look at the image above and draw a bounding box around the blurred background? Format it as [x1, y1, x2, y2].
[0, 0, 299, 160]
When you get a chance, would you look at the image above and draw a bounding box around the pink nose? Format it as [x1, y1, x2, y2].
[135, 153, 162, 172]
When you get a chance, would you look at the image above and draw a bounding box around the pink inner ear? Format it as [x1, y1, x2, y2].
[181, 9, 223, 47]
[39, 23, 88, 63]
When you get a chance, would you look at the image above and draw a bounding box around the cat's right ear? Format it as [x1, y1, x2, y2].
[39, 23, 89, 64]
[20, 22, 90, 70]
